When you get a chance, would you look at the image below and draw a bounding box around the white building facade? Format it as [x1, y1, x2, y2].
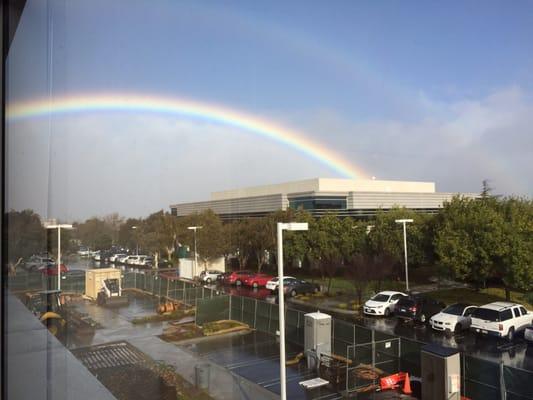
[170, 178, 478, 220]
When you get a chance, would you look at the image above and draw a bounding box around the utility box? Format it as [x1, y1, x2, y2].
[85, 268, 121, 300]
[304, 312, 331, 358]
[421, 343, 461, 400]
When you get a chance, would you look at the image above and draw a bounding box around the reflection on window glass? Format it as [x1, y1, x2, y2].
[4, 1, 533, 400]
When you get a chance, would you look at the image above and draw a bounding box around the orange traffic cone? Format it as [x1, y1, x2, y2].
[402, 372, 412, 395]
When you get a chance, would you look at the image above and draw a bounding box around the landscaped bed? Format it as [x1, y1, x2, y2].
[160, 320, 250, 343]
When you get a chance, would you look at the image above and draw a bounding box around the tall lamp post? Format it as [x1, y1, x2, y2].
[187, 226, 202, 277]
[395, 219, 413, 292]
[277, 222, 308, 400]
[45, 224, 73, 291]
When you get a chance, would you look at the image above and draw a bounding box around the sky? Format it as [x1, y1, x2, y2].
[6, 0, 533, 221]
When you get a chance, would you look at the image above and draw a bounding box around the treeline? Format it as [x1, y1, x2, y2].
[5, 194, 532, 297]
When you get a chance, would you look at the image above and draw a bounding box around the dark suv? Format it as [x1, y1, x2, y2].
[395, 295, 445, 323]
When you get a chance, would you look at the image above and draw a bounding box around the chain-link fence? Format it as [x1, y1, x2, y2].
[121, 271, 221, 306]
[7, 271, 86, 293]
[7, 270, 221, 307]
[196, 295, 533, 400]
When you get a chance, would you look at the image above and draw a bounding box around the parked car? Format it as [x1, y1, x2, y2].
[217, 272, 231, 283]
[39, 263, 69, 276]
[242, 273, 274, 288]
[395, 295, 445, 323]
[110, 253, 127, 263]
[224, 270, 254, 286]
[470, 302, 533, 341]
[143, 256, 154, 267]
[283, 279, 320, 297]
[117, 255, 132, 264]
[77, 246, 91, 257]
[429, 303, 477, 334]
[25, 255, 55, 271]
[364, 291, 407, 317]
[200, 270, 223, 284]
[524, 325, 533, 345]
[265, 276, 296, 292]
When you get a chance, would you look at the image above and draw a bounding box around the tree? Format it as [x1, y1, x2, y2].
[5, 209, 46, 262]
[367, 207, 433, 268]
[345, 253, 396, 306]
[434, 196, 506, 288]
[498, 197, 533, 299]
[307, 213, 345, 293]
[180, 210, 227, 270]
[225, 219, 255, 269]
[75, 217, 114, 250]
[118, 218, 142, 250]
[141, 210, 180, 262]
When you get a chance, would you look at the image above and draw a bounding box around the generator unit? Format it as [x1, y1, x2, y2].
[421, 343, 461, 400]
[304, 311, 332, 358]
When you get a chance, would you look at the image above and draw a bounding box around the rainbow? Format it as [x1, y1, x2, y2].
[6, 93, 368, 179]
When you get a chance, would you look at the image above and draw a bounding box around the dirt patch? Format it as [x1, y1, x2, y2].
[160, 322, 204, 342]
[160, 320, 250, 343]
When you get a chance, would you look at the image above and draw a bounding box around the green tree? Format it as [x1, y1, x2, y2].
[75, 217, 114, 250]
[180, 210, 227, 270]
[308, 213, 344, 293]
[225, 219, 255, 269]
[118, 218, 142, 250]
[140, 210, 180, 262]
[5, 209, 46, 262]
[367, 208, 432, 267]
[434, 196, 506, 288]
[498, 197, 533, 299]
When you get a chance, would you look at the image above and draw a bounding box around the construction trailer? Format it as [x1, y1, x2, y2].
[85, 268, 128, 306]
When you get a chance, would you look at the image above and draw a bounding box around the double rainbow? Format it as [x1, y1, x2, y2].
[7, 93, 368, 179]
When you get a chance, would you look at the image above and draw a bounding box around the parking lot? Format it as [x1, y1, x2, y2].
[211, 282, 533, 372]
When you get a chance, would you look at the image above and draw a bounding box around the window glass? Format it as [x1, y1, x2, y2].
[520, 307, 528, 316]
[500, 310, 513, 321]
[513, 308, 520, 318]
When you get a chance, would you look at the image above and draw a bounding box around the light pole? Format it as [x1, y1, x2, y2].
[277, 222, 308, 400]
[395, 219, 413, 292]
[45, 224, 73, 291]
[188, 226, 202, 277]
[131, 226, 139, 255]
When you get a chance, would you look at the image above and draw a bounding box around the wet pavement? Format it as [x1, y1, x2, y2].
[201, 281, 533, 371]
[66, 292, 167, 349]
[180, 330, 342, 400]
[283, 295, 533, 371]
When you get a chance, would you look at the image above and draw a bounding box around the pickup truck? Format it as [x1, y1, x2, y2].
[470, 302, 533, 341]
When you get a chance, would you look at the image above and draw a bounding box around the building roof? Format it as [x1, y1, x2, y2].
[210, 178, 436, 201]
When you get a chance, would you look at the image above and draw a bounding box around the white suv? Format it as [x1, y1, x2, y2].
[470, 302, 533, 341]
[200, 270, 223, 284]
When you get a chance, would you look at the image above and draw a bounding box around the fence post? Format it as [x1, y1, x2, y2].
[371, 329, 376, 369]
[254, 299, 258, 329]
[229, 295, 232, 320]
[462, 352, 466, 397]
[500, 361, 506, 400]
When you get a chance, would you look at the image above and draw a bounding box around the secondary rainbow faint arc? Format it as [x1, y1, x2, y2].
[6, 93, 368, 179]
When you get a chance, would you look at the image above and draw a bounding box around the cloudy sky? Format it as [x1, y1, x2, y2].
[6, 0, 533, 221]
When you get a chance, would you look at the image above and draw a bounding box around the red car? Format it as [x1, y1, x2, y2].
[224, 270, 253, 286]
[243, 273, 275, 288]
[39, 263, 69, 276]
